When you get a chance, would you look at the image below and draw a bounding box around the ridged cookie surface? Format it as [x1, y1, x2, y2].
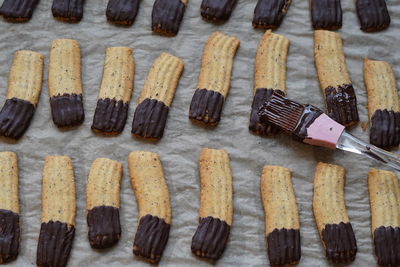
[368, 168, 400, 267]
[0, 0, 39, 22]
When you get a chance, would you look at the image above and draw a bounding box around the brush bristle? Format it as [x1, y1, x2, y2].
[258, 92, 305, 133]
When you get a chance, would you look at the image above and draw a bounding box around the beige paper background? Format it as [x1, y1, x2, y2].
[0, 0, 399, 266]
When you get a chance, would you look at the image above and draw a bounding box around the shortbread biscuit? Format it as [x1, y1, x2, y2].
[152, 0, 187, 36]
[368, 168, 400, 267]
[189, 32, 240, 126]
[261, 165, 301, 266]
[132, 53, 183, 140]
[313, 162, 357, 263]
[49, 39, 85, 128]
[0, 0, 39, 22]
[356, 0, 390, 32]
[106, 0, 140, 25]
[86, 158, 122, 249]
[0, 50, 44, 139]
[92, 47, 134, 135]
[314, 30, 359, 127]
[128, 151, 171, 264]
[364, 58, 400, 149]
[200, 0, 237, 22]
[311, 0, 342, 30]
[191, 148, 232, 261]
[52, 0, 85, 22]
[37, 156, 76, 267]
[250, 31, 289, 135]
[252, 0, 291, 29]
[0, 152, 20, 264]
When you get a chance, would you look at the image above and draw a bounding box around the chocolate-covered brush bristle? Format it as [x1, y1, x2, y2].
[258, 92, 305, 134]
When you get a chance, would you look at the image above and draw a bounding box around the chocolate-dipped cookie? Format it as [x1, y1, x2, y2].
[191, 148, 232, 261]
[200, 0, 238, 23]
[250, 30, 289, 135]
[0, 50, 44, 140]
[132, 53, 183, 140]
[0, 0, 39, 22]
[152, 0, 187, 36]
[128, 151, 171, 264]
[106, 0, 140, 25]
[86, 158, 122, 249]
[311, 0, 342, 30]
[52, 0, 85, 22]
[92, 47, 134, 135]
[356, 0, 390, 32]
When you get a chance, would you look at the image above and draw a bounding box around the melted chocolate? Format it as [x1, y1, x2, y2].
[325, 84, 359, 127]
[91, 98, 129, 135]
[0, 0, 39, 22]
[0, 97, 35, 140]
[266, 228, 301, 266]
[106, 0, 140, 26]
[258, 92, 322, 141]
[131, 98, 169, 140]
[189, 89, 225, 126]
[200, 0, 238, 23]
[152, 0, 186, 36]
[252, 0, 291, 29]
[133, 214, 170, 264]
[370, 109, 400, 149]
[191, 216, 230, 261]
[373, 226, 400, 267]
[249, 88, 285, 135]
[0, 210, 20, 264]
[87, 206, 121, 249]
[321, 222, 357, 263]
[311, 0, 342, 30]
[37, 221, 75, 267]
[50, 93, 84, 128]
[356, 0, 390, 32]
[52, 0, 85, 22]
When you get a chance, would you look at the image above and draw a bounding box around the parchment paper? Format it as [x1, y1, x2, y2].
[1, 0, 399, 266]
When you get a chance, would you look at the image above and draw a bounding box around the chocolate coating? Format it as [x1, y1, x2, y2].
[37, 221, 75, 267]
[311, 0, 342, 30]
[131, 98, 169, 140]
[370, 109, 400, 149]
[356, 0, 390, 32]
[200, 0, 238, 23]
[191, 216, 230, 261]
[106, 0, 140, 26]
[52, 0, 85, 22]
[258, 92, 323, 141]
[0, 97, 35, 140]
[0, 210, 20, 264]
[189, 88, 225, 126]
[321, 222, 357, 263]
[249, 88, 285, 135]
[91, 98, 129, 135]
[252, 0, 291, 29]
[325, 84, 359, 127]
[87, 206, 121, 249]
[50, 93, 84, 128]
[373, 226, 400, 267]
[266, 228, 301, 266]
[133, 214, 170, 264]
[152, 0, 186, 36]
[0, 0, 39, 22]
